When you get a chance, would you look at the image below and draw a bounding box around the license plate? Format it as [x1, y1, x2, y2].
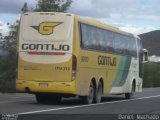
[39, 83, 48, 87]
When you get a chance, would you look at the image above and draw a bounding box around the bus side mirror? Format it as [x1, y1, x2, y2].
[143, 48, 148, 63]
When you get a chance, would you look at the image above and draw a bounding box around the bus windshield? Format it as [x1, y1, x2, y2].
[21, 12, 74, 42]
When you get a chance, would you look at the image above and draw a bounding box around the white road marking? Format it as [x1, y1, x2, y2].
[16, 95, 160, 115]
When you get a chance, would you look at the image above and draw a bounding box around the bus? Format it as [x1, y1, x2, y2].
[16, 12, 145, 104]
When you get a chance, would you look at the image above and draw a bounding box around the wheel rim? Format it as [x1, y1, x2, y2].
[125, 83, 135, 99]
[88, 82, 94, 104]
[97, 83, 102, 103]
[131, 84, 135, 96]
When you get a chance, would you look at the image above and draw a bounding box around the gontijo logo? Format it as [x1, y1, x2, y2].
[31, 22, 63, 35]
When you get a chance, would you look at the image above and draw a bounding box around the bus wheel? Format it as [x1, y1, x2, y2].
[95, 82, 103, 103]
[35, 94, 46, 103]
[125, 83, 135, 99]
[82, 81, 95, 104]
[49, 96, 62, 104]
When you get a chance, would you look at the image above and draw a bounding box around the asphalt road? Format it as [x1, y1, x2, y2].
[0, 88, 160, 120]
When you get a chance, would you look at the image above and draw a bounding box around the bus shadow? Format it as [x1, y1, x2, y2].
[26, 94, 126, 106]
[32, 95, 126, 106]
[101, 96, 125, 102]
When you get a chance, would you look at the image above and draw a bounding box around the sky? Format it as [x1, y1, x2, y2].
[0, 0, 160, 36]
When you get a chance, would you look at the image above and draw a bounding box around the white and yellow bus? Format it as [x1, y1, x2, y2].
[16, 12, 145, 104]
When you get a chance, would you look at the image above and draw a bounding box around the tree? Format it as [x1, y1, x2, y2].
[0, 21, 19, 93]
[5, 20, 19, 50]
[6, 2, 28, 50]
[34, 0, 72, 12]
[0, 48, 17, 93]
[21, 2, 29, 13]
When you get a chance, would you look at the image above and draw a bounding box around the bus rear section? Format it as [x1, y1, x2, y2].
[16, 12, 77, 99]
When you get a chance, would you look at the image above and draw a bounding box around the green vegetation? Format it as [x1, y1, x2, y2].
[0, 49, 17, 93]
[34, 0, 72, 12]
[143, 62, 160, 88]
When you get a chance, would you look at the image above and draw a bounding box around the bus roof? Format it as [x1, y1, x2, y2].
[77, 16, 135, 38]
[23, 12, 137, 39]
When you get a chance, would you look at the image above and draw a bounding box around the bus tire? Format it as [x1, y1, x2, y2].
[49, 96, 62, 104]
[81, 81, 95, 104]
[35, 94, 46, 103]
[125, 82, 135, 99]
[95, 82, 103, 103]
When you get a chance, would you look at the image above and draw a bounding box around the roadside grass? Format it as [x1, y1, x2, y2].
[143, 62, 160, 88]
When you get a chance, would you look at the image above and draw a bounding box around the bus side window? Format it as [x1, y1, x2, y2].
[123, 37, 130, 55]
[80, 24, 88, 48]
[96, 29, 103, 50]
[130, 38, 137, 57]
[104, 30, 114, 52]
[137, 39, 143, 78]
[114, 34, 124, 54]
